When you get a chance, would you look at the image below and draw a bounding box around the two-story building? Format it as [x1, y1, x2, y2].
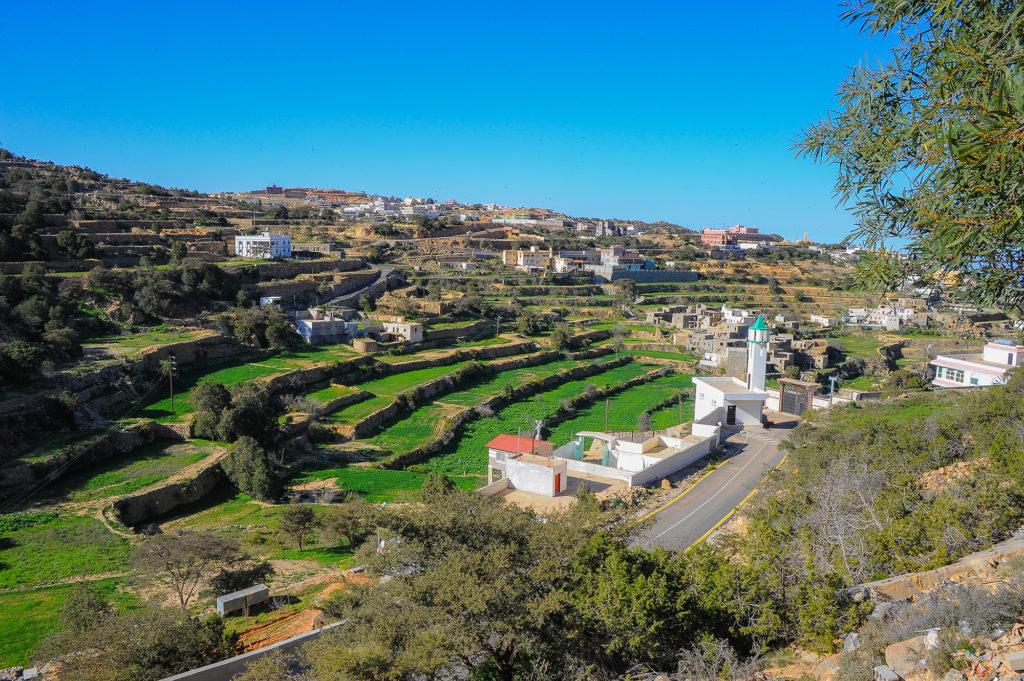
[234, 231, 291, 259]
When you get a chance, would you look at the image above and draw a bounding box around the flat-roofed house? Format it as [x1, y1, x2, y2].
[931, 339, 1023, 387]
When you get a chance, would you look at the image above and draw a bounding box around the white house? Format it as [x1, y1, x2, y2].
[382, 321, 423, 344]
[235, 231, 291, 259]
[930, 340, 1023, 388]
[692, 316, 770, 427]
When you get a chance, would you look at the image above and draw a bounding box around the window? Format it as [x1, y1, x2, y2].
[940, 366, 964, 383]
[969, 376, 979, 385]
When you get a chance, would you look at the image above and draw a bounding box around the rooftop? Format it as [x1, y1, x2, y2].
[487, 434, 550, 454]
[514, 453, 564, 468]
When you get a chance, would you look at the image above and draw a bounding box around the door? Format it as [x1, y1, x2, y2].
[554, 473, 562, 494]
[781, 387, 808, 415]
[726, 404, 737, 425]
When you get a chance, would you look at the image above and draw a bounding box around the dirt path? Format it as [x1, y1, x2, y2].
[0, 570, 131, 594]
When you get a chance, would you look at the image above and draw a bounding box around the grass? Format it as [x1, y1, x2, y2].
[306, 383, 359, 404]
[426, 362, 658, 475]
[290, 466, 483, 503]
[329, 395, 394, 424]
[624, 349, 699, 361]
[547, 371, 695, 446]
[0, 512, 131, 589]
[357, 363, 469, 396]
[0, 577, 132, 668]
[43, 441, 217, 503]
[842, 374, 880, 391]
[136, 358, 284, 421]
[82, 328, 207, 355]
[4, 427, 107, 468]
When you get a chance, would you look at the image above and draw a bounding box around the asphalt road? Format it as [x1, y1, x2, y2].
[634, 419, 796, 552]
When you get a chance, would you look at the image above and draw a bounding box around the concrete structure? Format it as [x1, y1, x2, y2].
[382, 321, 423, 343]
[745, 316, 768, 391]
[292, 241, 341, 258]
[486, 434, 554, 483]
[294, 307, 357, 344]
[234, 231, 291, 259]
[500, 246, 551, 271]
[930, 339, 1023, 387]
[352, 337, 379, 353]
[216, 584, 269, 616]
[507, 452, 568, 497]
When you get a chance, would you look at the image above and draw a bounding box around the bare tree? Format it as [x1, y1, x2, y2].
[135, 532, 243, 611]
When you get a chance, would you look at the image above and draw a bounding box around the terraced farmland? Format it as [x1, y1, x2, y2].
[426, 361, 658, 475]
[546, 371, 695, 444]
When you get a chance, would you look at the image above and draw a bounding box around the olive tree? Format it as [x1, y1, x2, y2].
[796, 1, 1024, 308]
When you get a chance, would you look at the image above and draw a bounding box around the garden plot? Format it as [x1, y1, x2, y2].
[81, 327, 210, 358]
[289, 465, 481, 504]
[325, 363, 470, 424]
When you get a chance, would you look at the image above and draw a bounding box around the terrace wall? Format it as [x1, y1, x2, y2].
[112, 459, 227, 526]
[137, 333, 240, 371]
[423, 320, 492, 342]
[0, 421, 182, 492]
[317, 390, 373, 416]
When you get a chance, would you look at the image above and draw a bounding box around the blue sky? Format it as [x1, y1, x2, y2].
[1, 2, 890, 242]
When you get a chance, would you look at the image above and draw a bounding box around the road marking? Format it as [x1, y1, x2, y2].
[653, 440, 769, 539]
[684, 453, 789, 551]
[632, 463, 722, 526]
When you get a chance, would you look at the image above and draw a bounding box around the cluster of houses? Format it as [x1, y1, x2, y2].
[499, 245, 697, 283]
[808, 300, 932, 331]
[647, 304, 838, 372]
[287, 305, 424, 349]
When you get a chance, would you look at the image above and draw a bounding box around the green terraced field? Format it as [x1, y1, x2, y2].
[358, 363, 469, 396]
[82, 328, 207, 355]
[290, 465, 482, 503]
[0, 512, 131, 590]
[546, 372, 695, 446]
[137, 358, 283, 421]
[306, 383, 359, 403]
[426, 362, 658, 475]
[328, 395, 393, 424]
[0, 578, 134, 668]
[41, 441, 218, 503]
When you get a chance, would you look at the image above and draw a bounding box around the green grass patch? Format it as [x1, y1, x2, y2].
[329, 395, 394, 424]
[47, 441, 217, 503]
[0, 577, 133, 668]
[625, 349, 699, 361]
[290, 465, 483, 503]
[136, 359, 283, 421]
[0, 513, 131, 589]
[306, 383, 359, 404]
[547, 372, 695, 446]
[82, 328, 206, 355]
[273, 545, 354, 566]
[426, 362, 657, 475]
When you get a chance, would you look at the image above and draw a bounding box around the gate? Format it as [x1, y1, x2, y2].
[781, 387, 808, 415]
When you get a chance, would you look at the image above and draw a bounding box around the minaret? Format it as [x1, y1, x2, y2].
[746, 316, 769, 391]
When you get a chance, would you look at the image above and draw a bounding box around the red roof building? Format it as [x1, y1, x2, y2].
[486, 434, 551, 456]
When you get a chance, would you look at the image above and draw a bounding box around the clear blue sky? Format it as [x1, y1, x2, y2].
[1, 2, 889, 242]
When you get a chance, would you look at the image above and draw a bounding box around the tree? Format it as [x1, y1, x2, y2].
[221, 436, 282, 501]
[134, 532, 243, 611]
[58, 583, 111, 636]
[796, 3, 1024, 308]
[278, 504, 318, 551]
[549, 325, 572, 351]
[321, 500, 374, 550]
[613, 279, 637, 312]
[308, 487, 615, 681]
[35, 604, 233, 681]
[636, 411, 652, 433]
[190, 380, 231, 414]
[419, 471, 457, 503]
[170, 240, 188, 262]
[611, 326, 627, 355]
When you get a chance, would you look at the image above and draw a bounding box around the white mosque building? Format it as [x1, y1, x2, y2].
[692, 315, 770, 428]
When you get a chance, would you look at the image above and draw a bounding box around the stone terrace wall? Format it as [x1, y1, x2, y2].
[112, 460, 227, 526]
[137, 333, 240, 371]
[381, 354, 637, 470]
[247, 258, 366, 281]
[0, 422, 182, 492]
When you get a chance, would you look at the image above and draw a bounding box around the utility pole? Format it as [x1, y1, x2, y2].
[605, 398, 609, 432]
[678, 392, 683, 425]
[167, 353, 177, 413]
[495, 315, 501, 336]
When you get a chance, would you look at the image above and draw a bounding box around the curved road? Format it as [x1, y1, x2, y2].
[634, 416, 797, 552]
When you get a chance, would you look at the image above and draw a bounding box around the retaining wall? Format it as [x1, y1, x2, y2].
[0, 422, 182, 492]
[112, 460, 227, 526]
